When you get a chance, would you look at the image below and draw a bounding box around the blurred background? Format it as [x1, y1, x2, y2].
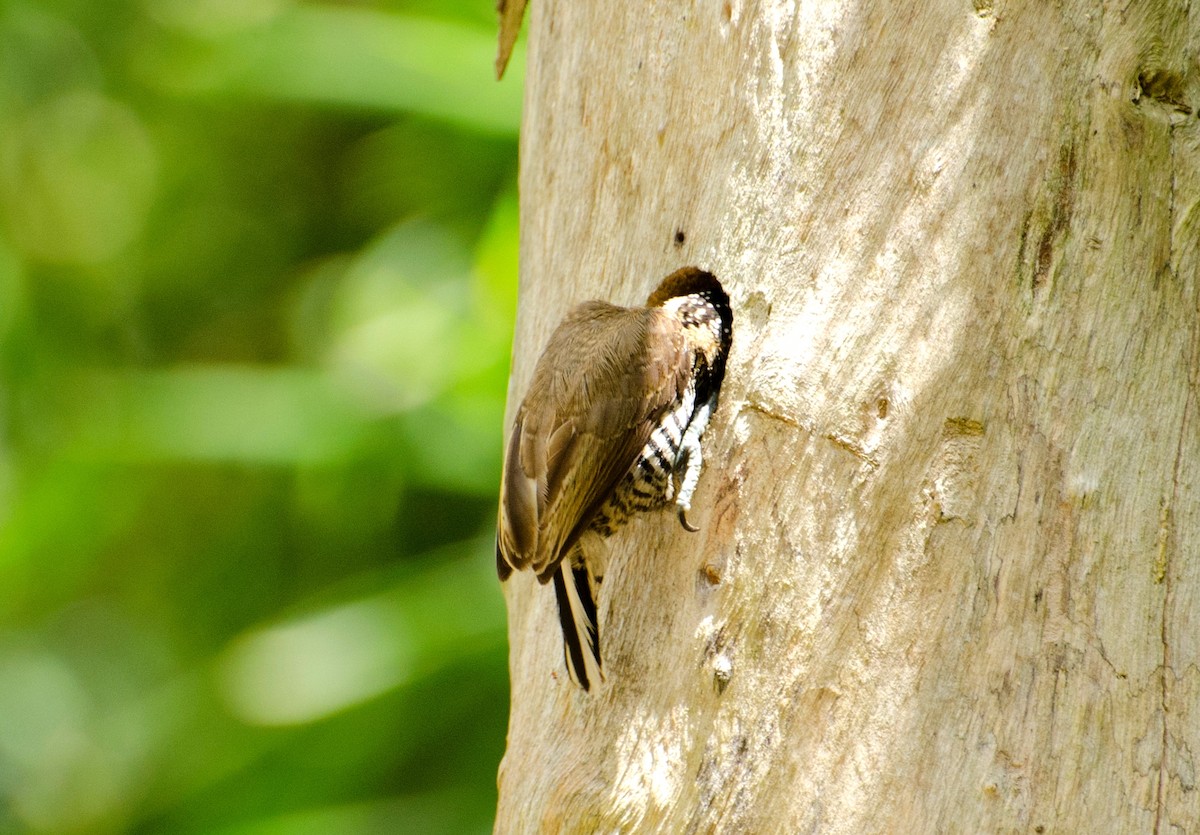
[0, 0, 519, 831]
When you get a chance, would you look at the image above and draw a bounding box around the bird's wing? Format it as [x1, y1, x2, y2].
[496, 302, 692, 579]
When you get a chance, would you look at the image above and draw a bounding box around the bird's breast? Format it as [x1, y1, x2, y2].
[587, 384, 698, 536]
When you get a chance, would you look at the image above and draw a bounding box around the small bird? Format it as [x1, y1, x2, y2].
[496, 267, 733, 689]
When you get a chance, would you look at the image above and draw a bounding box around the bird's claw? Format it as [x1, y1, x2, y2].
[678, 507, 700, 533]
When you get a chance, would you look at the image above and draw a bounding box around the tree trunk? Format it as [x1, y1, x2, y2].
[496, 1, 1200, 831]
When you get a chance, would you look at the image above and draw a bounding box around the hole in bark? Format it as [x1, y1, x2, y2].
[1133, 67, 1192, 115]
[674, 229, 687, 246]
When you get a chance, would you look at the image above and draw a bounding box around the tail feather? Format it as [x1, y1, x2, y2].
[552, 568, 590, 690]
[551, 561, 602, 690]
[571, 562, 600, 663]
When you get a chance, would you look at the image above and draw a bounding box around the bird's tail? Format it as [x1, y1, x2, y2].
[551, 557, 603, 690]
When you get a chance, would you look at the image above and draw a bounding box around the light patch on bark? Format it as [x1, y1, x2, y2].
[609, 705, 691, 825]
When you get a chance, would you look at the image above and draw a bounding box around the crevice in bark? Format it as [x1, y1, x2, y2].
[1155, 364, 1193, 833]
[742, 400, 804, 430]
[741, 401, 879, 469]
[1031, 142, 1078, 296]
[823, 432, 879, 469]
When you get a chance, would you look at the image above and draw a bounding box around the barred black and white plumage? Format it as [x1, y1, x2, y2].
[590, 385, 696, 535]
[495, 267, 733, 690]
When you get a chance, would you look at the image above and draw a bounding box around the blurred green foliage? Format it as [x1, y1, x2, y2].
[0, 0, 521, 831]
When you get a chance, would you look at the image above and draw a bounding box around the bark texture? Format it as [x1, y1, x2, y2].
[496, 1, 1200, 831]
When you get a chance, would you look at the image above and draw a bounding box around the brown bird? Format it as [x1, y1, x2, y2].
[496, 267, 733, 689]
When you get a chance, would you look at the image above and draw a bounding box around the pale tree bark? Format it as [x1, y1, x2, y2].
[495, 1, 1200, 831]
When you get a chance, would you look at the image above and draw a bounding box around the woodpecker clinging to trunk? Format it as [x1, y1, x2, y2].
[495, 267, 733, 690]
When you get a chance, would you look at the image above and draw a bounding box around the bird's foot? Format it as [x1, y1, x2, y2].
[678, 507, 700, 533]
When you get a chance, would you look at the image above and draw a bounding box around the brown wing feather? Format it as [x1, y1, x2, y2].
[496, 301, 692, 581]
[496, 413, 536, 576]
